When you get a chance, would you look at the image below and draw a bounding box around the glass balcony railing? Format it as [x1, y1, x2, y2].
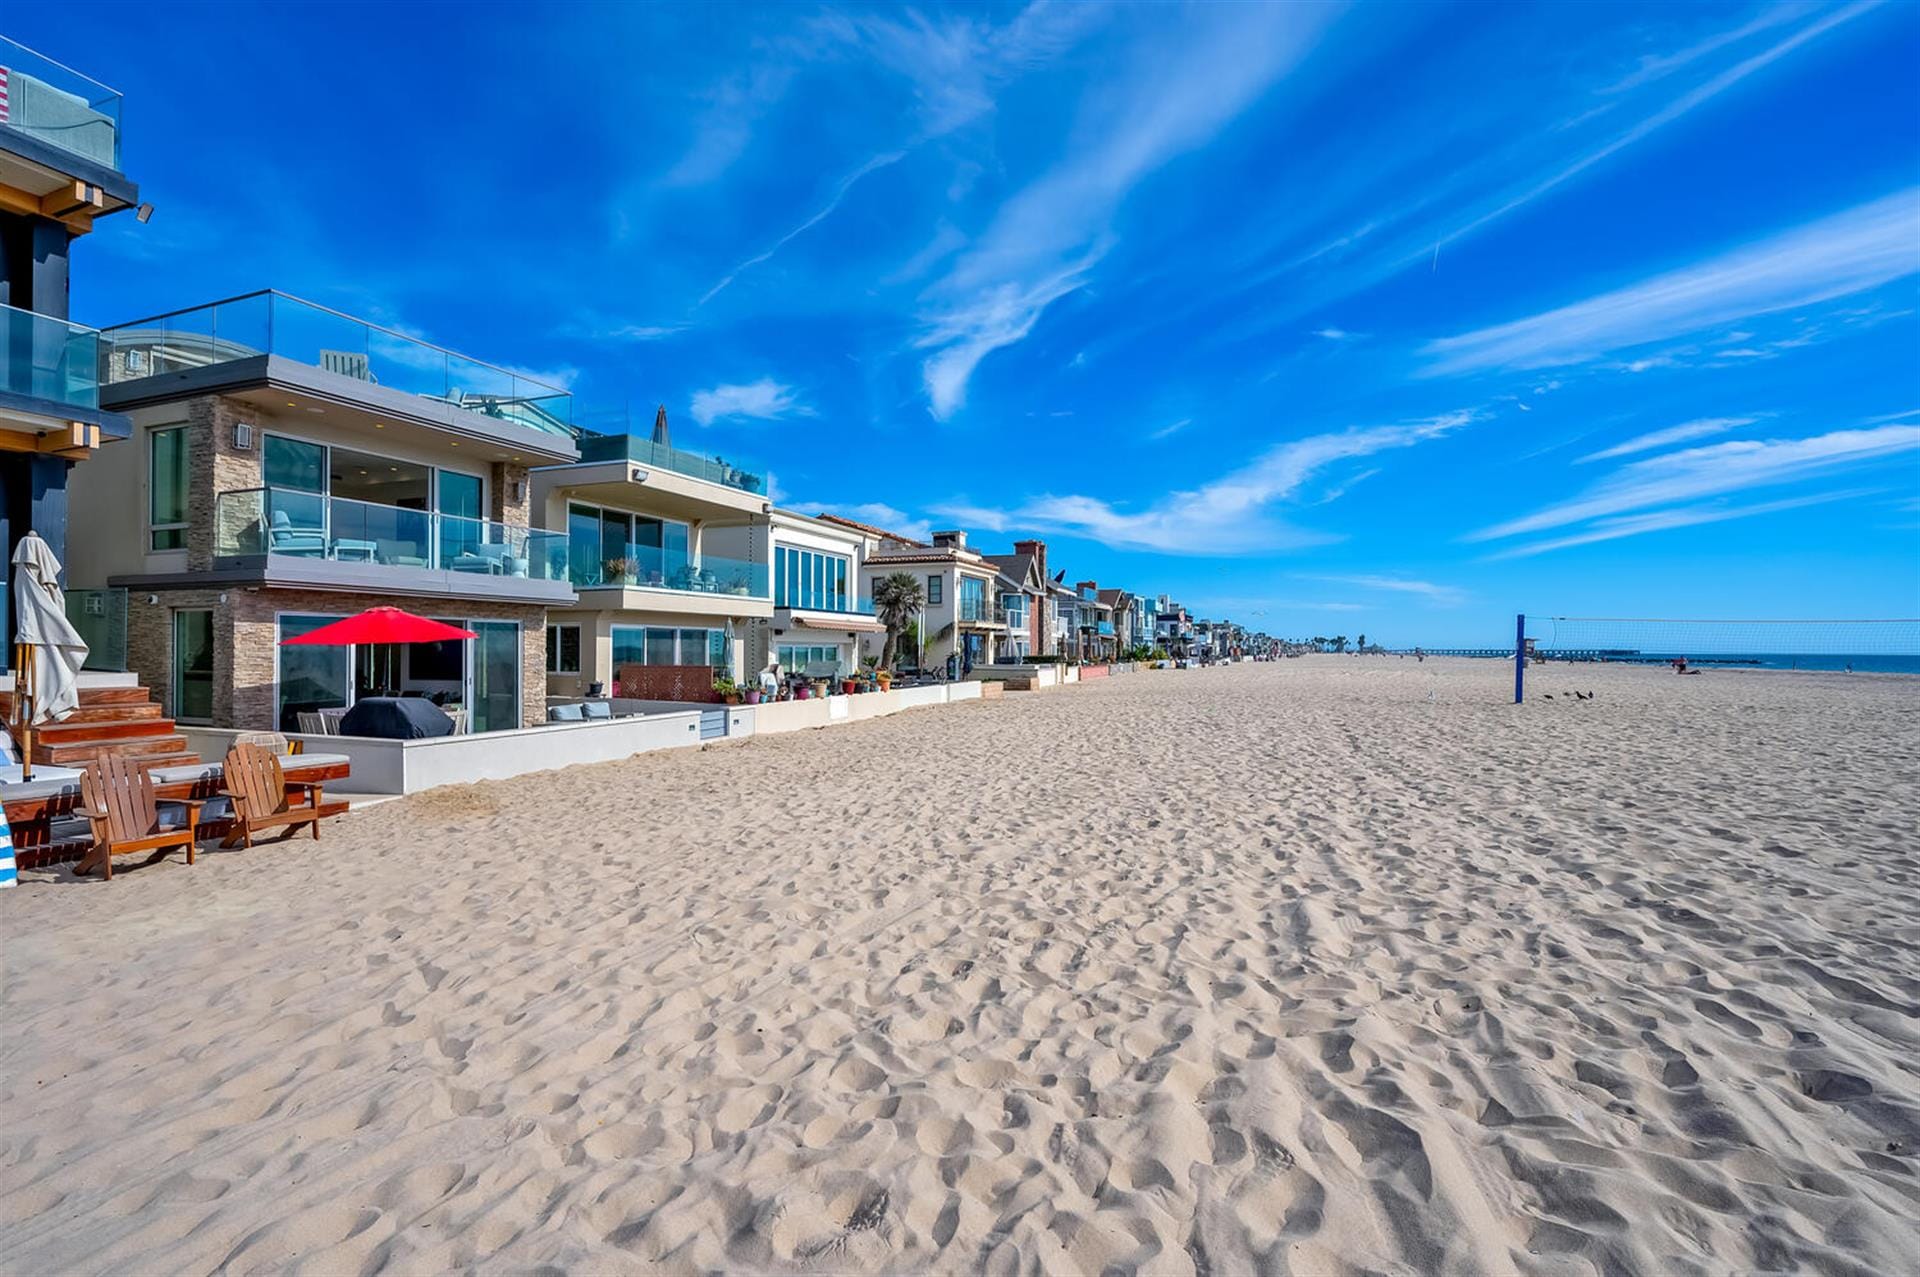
[215, 487, 569, 582]
[575, 423, 765, 494]
[98, 292, 574, 436]
[2, 301, 101, 410]
[775, 594, 877, 615]
[572, 542, 769, 598]
[958, 593, 993, 623]
[0, 37, 123, 170]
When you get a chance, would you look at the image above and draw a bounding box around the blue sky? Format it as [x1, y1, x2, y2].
[28, 1, 1920, 644]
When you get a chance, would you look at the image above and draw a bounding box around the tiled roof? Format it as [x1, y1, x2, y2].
[814, 512, 925, 546]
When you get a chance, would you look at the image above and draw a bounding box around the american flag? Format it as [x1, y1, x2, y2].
[0, 67, 10, 125]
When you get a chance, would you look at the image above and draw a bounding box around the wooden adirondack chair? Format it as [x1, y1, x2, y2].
[75, 754, 201, 881]
[218, 742, 346, 848]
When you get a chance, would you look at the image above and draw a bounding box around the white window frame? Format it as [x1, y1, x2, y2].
[546, 622, 582, 674]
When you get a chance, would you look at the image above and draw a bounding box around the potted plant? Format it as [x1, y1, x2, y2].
[713, 673, 741, 706]
[745, 686, 763, 705]
[794, 679, 810, 699]
[602, 555, 637, 585]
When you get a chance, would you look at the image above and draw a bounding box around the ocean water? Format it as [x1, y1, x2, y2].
[1537, 652, 1920, 675]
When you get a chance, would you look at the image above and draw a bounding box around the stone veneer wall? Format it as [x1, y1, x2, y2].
[187, 395, 265, 571]
[126, 587, 549, 730]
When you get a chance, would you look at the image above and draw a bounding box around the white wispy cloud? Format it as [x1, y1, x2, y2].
[1471, 424, 1920, 549]
[915, 5, 1338, 417]
[932, 410, 1470, 554]
[1423, 186, 1920, 375]
[1575, 416, 1756, 463]
[1313, 327, 1357, 341]
[689, 378, 814, 426]
[1484, 489, 1870, 559]
[1301, 574, 1466, 605]
[1148, 417, 1193, 441]
[1428, 1, 1886, 258]
[698, 150, 908, 306]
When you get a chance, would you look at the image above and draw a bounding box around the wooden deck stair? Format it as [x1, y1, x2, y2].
[2, 684, 198, 772]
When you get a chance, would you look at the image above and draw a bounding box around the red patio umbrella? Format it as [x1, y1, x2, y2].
[278, 607, 477, 646]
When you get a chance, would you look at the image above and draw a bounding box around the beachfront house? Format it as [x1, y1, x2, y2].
[1, 35, 141, 646]
[67, 291, 577, 734]
[532, 415, 771, 702]
[740, 507, 884, 680]
[818, 518, 1006, 673]
[1050, 579, 1080, 661]
[1074, 581, 1118, 663]
[982, 538, 1054, 660]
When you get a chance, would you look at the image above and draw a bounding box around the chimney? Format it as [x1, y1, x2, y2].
[651, 404, 671, 447]
[1014, 538, 1046, 584]
[931, 529, 967, 549]
[1076, 580, 1098, 595]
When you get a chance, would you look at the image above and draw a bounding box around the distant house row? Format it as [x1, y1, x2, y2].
[0, 34, 1265, 742]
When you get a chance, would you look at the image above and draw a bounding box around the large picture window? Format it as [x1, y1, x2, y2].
[778, 643, 844, 674]
[774, 545, 850, 610]
[568, 502, 692, 587]
[148, 425, 190, 551]
[611, 624, 724, 668]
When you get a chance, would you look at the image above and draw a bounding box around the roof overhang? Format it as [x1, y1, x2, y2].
[539, 460, 769, 522]
[0, 132, 139, 235]
[101, 356, 579, 464]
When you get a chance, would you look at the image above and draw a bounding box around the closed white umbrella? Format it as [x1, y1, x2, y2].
[12, 531, 87, 734]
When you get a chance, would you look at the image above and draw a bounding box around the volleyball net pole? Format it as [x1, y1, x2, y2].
[1514, 613, 1525, 704]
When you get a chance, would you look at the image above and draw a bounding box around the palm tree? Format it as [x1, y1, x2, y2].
[873, 571, 926, 669]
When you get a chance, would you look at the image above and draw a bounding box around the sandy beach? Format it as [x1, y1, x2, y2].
[3, 657, 1917, 1275]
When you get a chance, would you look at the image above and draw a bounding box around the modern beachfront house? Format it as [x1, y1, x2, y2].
[532, 419, 771, 701]
[1, 35, 141, 639]
[740, 508, 883, 678]
[65, 290, 578, 733]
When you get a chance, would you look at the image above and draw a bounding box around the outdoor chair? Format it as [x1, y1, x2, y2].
[217, 742, 347, 849]
[75, 754, 201, 881]
[268, 510, 327, 557]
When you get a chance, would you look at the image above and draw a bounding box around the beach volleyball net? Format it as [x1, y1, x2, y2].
[1510, 615, 1919, 700]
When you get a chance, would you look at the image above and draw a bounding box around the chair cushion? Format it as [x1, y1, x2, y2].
[548, 703, 586, 721]
[582, 701, 612, 720]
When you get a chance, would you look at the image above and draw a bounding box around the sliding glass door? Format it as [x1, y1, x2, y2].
[172, 610, 214, 723]
[468, 621, 520, 734]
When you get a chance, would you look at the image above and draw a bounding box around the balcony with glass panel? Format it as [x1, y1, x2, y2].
[0, 37, 124, 172]
[97, 291, 577, 455]
[572, 541, 768, 599]
[1, 300, 102, 413]
[212, 487, 573, 603]
[574, 416, 765, 495]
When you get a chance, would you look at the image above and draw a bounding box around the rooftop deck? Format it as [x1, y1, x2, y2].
[97, 291, 574, 438]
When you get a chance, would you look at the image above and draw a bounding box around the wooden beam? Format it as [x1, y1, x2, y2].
[37, 422, 100, 454]
[40, 180, 106, 219]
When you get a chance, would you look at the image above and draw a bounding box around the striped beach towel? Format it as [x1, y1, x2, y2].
[0, 808, 15, 889]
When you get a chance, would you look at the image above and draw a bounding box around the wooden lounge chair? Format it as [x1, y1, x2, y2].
[75, 754, 201, 881]
[218, 742, 347, 848]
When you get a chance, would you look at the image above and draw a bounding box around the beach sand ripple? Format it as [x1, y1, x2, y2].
[3, 657, 1918, 1274]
